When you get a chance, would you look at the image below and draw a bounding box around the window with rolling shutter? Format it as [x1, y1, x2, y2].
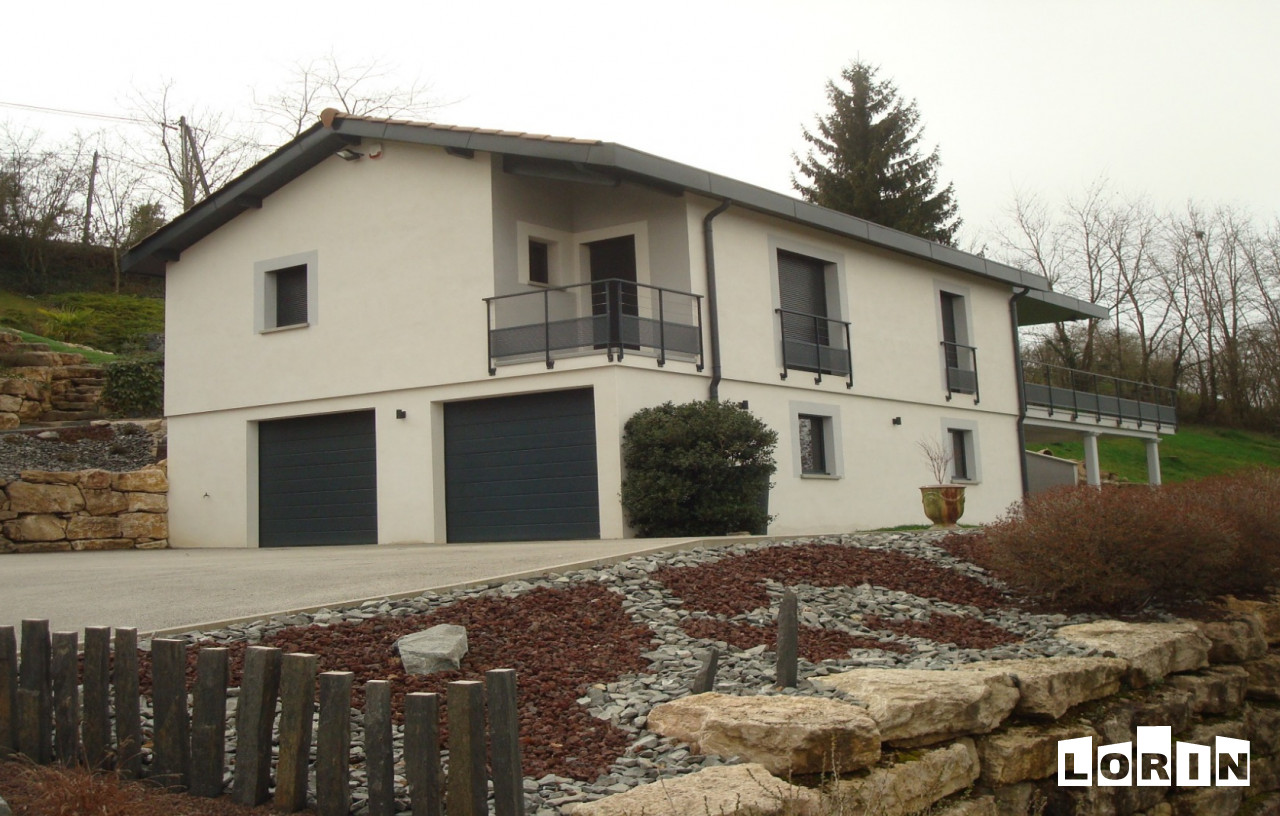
[777, 251, 829, 347]
[272, 265, 308, 328]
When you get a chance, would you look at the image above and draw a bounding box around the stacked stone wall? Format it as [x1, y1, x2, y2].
[0, 464, 168, 553]
[578, 598, 1280, 816]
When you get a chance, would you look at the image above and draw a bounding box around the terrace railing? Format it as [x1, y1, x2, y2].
[1022, 361, 1178, 430]
[775, 308, 853, 388]
[941, 341, 979, 403]
[485, 279, 703, 374]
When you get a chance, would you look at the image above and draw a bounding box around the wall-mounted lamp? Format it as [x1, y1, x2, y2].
[335, 147, 363, 162]
[892, 417, 902, 426]
[395, 409, 407, 419]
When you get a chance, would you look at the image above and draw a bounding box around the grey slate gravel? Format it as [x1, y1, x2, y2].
[152, 530, 1122, 815]
[0, 424, 156, 479]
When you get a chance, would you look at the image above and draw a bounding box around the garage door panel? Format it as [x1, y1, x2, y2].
[259, 411, 378, 547]
[445, 389, 599, 543]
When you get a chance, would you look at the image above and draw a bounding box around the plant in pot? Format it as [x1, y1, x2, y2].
[917, 436, 965, 528]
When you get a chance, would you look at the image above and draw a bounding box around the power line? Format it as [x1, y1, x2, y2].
[0, 100, 149, 126]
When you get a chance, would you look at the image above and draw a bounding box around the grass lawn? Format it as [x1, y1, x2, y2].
[1030, 423, 1280, 483]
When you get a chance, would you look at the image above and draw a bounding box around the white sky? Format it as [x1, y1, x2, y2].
[5, 0, 1278, 247]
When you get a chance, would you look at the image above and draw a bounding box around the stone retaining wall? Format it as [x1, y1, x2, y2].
[0, 331, 105, 425]
[0, 463, 168, 553]
[574, 597, 1280, 816]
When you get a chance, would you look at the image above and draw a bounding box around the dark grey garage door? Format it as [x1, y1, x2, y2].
[258, 411, 378, 547]
[445, 389, 599, 542]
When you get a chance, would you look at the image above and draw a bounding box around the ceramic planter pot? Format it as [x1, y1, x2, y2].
[920, 485, 966, 529]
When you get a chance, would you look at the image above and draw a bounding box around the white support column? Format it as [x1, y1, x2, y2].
[1083, 432, 1102, 487]
[1145, 438, 1162, 486]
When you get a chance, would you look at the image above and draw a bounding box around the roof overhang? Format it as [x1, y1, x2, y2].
[1016, 289, 1109, 325]
[120, 112, 1086, 307]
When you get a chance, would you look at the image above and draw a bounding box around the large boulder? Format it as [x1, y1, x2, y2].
[395, 624, 468, 675]
[1222, 594, 1280, 645]
[825, 739, 980, 816]
[1167, 666, 1249, 716]
[1245, 655, 1280, 702]
[1056, 620, 1211, 687]
[6, 481, 84, 514]
[811, 668, 1018, 747]
[647, 692, 881, 775]
[564, 763, 820, 816]
[1246, 703, 1280, 755]
[1197, 616, 1269, 663]
[964, 656, 1127, 719]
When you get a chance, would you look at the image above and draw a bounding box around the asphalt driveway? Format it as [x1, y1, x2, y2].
[0, 538, 718, 637]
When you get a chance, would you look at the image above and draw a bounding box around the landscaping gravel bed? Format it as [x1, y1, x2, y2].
[0, 422, 158, 478]
[129, 530, 1108, 815]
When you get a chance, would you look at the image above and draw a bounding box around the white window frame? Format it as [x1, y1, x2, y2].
[516, 222, 571, 288]
[940, 418, 981, 484]
[790, 401, 843, 479]
[255, 250, 318, 333]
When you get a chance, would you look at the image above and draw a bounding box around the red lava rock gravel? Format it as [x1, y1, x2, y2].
[861, 612, 1022, 649]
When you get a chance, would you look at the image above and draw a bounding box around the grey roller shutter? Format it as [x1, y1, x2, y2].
[778, 251, 830, 369]
[445, 389, 599, 543]
[274, 265, 308, 327]
[258, 411, 377, 547]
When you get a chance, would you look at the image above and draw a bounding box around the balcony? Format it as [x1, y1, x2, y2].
[1022, 361, 1178, 430]
[485, 279, 703, 374]
[942, 341, 979, 403]
[776, 308, 852, 387]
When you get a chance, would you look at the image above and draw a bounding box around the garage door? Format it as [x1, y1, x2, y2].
[258, 411, 378, 547]
[445, 389, 599, 542]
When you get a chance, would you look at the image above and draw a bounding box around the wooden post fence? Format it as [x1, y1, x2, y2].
[0, 620, 529, 815]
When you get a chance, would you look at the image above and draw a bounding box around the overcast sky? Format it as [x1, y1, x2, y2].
[5, 0, 1278, 248]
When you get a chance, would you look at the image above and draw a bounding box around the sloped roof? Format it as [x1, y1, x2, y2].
[122, 110, 1106, 323]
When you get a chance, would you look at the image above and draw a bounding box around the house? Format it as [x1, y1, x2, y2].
[122, 110, 1176, 547]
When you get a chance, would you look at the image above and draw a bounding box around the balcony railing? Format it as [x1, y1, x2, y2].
[941, 341, 979, 403]
[1022, 361, 1178, 430]
[776, 308, 853, 388]
[484, 279, 703, 374]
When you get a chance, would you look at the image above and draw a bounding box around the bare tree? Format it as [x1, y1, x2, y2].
[0, 125, 90, 291]
[86, 142, 166, 290]
[129, 80, 261, 211]
[254, 52, 438, 143]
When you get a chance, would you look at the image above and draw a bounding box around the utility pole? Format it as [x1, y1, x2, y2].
[82, 150, 100, 244]
[180, 117, 211, 205]
[178, 116, 193, 211]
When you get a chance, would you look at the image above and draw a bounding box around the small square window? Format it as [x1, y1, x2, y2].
[528, 239, 550, 285]
[799, 414, 828, 475]
[270, 265, 308, 328]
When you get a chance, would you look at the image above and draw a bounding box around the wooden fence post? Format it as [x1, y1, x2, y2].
[487, 669, 523, 816]
[18, 619, 51, 763]
[275, 653, 318, 813]
[365, 680, 395, 816]
[405, 692, 441, 816]
[114, 628, 143, 779]
[232, 646, 281, 806]
[189, 647, 228, 798]
[151, 638, 190, 788]
[0, 625, 17, 757]
[446, 680, 487, 816]
[692, 647, 719, 694]
[316, 671, 354, 816]
[776, 589, 799, 688]
[51, 631, 80, 766]
[82, 627, 111, 770]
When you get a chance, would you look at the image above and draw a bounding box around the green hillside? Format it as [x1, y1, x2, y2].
[1031, 424, 1280, 483]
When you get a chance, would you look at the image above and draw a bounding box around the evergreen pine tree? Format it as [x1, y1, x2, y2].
[794, 61, 962, 245]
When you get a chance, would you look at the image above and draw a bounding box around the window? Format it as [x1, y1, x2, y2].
[271, 265, 308, 328]
[255, 251, 317, 333]
[528, 239, 550, 285]
[799, 414, 827, 474]
[775, 246, 851, 383]
[944, 423, 980, 483]
[938, 287, 976, 398]
[790, 402, 842, 478]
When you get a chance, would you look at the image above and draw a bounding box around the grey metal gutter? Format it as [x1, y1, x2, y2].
[703, 200, 732, 401]
[120, 114, 1098, 324]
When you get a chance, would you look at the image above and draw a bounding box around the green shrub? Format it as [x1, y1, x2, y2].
[35, 306, 96, 344]
[947, 468, 1280, 613]
[45, 293, 163, 352]
[620, 400, 777, 537]
[101, 353, 164, 417]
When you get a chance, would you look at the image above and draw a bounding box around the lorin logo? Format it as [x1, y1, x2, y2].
[1058, 726, 1250, 787]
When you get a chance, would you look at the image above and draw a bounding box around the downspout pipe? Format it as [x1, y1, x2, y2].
[1010, 286, 1032, 497]
[703, 199, 732, 401]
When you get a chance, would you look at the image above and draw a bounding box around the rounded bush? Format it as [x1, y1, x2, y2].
[621, 400, 777, 537]
[101, 353, 164, 417]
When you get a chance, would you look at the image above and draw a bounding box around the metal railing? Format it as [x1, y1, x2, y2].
[941, 341, 980, 403]
[484, 279, 703, 374]
[1021, 361, 1178, 430]
[775, 308, 853, 388]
